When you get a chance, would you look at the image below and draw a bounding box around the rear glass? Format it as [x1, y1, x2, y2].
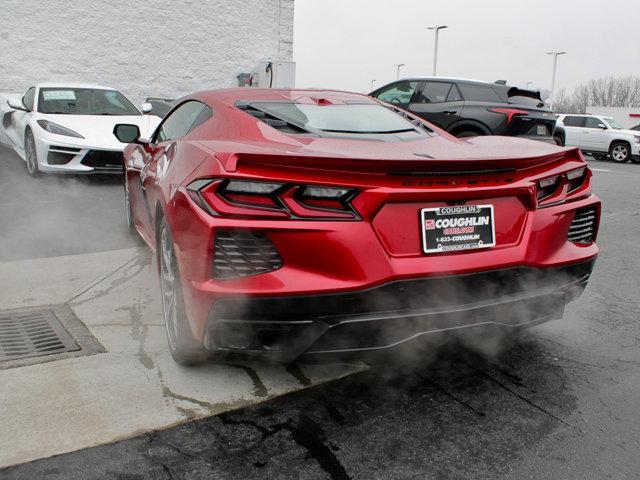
[246, 102, 418, 134]
[457, 84, 501, 102]
[508, 95, 544, 107]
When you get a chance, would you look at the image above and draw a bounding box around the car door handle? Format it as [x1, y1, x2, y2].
[442, 110, 457, 115]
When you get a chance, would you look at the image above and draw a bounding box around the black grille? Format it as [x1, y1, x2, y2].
[47, 151, 75, 165]
[81, 150, 123, 170]
[213, 231, 283, 279]
[568, 207, 598, 244]
[0, 310, 78, 361]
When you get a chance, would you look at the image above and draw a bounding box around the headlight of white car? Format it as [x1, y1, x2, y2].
[36, 120, 85, 138]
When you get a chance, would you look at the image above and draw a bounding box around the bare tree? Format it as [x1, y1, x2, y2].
[552, 75, 640, 113]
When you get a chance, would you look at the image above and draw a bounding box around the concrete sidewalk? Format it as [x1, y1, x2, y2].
[0, 248, 364, 468]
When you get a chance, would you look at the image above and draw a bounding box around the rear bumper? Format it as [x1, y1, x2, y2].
[204, 259, 595, 361]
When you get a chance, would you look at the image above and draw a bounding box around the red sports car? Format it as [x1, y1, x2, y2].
[113, 88, 600, 365]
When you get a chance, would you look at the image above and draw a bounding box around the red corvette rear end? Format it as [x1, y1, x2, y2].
[118, 88, 600, 365]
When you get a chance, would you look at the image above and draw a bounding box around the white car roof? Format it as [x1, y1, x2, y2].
[35, 82, 116, 90]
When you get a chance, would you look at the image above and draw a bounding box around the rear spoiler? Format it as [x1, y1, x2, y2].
[506, 87, 542, 102]
[218, 150, 580, 174]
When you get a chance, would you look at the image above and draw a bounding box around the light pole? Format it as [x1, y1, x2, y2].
[370, 79, 377, 91]
[394, 63, 405, 80]
[428, 25, 448, 76]
[546, 51, 566, 101]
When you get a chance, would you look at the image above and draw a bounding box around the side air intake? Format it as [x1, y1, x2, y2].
[568, 207, 598, 244]
[213, 231, 283, 279]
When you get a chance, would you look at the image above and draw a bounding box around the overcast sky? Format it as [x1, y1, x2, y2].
[293, 0, 640, 94]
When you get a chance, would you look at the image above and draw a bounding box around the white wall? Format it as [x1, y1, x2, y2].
[0, 0, 294, 104]
[586, 106, 640, 129]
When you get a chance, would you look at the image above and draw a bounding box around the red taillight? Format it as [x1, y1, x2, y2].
[187, 179, 359, 220]
[536, 167, 591, 206]
[488, 108, 529, 124]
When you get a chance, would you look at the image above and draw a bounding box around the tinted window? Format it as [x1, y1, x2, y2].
[458, 84, 501, 102]
[374, 81, 419, 104]
[563, 116, 587, 127]
[37, 88, 140, 115]
[585, 117, 605, 128]
[22, 87, 35, 111]
[508, 95, 543, 107]
[446, 85, 462, 102]
[155, 101, 211, 143]
[414, 82, 452, 103]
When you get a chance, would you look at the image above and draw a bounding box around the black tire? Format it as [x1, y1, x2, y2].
[456, 130, 483, 138]
[123, 175, 136, 233]
[158, 218, 208, 365]
[553, 135, 564, 146]
[630, 156, 640, 165]
[592, 153, 607, 161]
[609, 142, 631, 163]
[24, 129, 39, 177]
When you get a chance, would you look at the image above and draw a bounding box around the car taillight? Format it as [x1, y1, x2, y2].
[536, 167, 591, 206]
[488, 108, 529, 124]
[187, 179, 360, 220]
[566, 167, 587, 192]
[537, 175, 560, 200]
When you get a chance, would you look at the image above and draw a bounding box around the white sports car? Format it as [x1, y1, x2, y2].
[0, 83, 162, 175]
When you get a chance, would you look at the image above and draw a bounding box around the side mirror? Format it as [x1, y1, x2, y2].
[598, 123, 607, 130]
[7, 98, 27, 111]
[113, 124, 143, 144]
[141, 102, 153, 114]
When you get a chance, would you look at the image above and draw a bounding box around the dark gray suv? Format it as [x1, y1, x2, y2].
[370, 78, 557, 143]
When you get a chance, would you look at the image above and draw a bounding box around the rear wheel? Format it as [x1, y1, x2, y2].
[630, 156, 640, 164]
[158, 219, 208, 365]
[24, 129, 39, 177]
[123, 176, 135, 232]
[553, 135, 564, 146]
[609, 142, 631, 163]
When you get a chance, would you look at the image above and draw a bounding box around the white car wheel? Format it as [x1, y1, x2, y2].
[610, 143, 630, 163]
[24, 129, 40, 177]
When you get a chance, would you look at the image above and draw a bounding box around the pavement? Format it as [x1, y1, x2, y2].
[1, 148, 640, 479]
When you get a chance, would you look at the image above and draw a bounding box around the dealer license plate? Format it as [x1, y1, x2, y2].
[421, 205, 495, 254]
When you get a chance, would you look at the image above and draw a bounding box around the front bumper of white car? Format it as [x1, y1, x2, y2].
[34, 135, 124, 174]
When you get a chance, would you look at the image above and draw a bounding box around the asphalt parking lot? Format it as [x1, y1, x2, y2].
[1, 147, 639, 479]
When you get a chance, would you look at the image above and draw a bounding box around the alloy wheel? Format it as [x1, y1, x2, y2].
[611, 144, 629, 163]
[159, 227, 178, 351]
[25, 132, 38, 175]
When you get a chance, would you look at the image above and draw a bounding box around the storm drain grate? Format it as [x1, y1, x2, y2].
[0, 309, 80, 362]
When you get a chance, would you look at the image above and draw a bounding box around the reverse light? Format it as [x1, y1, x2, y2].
[225, 180, 283, 195]
[536, 167, 591, 206]
[36, 120, 84, 138]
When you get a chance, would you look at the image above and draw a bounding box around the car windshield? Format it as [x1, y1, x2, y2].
[604, 117, 624, 129]
[246, 102, 417, 134]
[37, 88, 140, 115]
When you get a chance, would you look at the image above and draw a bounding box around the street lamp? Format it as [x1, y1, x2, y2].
[370, 79, 377, 91]
[427, 25, 448, 76]
[546, 51, 567, 101]
[394, 63, 406, 80]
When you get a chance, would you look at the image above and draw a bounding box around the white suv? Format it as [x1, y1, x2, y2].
[556, 114, 640, 164]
